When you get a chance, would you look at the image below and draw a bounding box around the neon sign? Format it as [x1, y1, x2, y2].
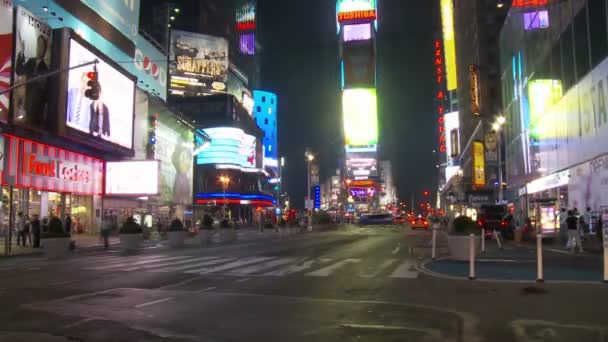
[435, 40, 447, 154]
[512, 0, 549, 7]
[338, 10, 376, 22]
[237, 21, 256, 31]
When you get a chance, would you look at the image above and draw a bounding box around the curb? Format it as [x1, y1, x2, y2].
[416, 257, 605, 286]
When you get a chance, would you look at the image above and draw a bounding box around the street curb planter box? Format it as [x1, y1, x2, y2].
[447, 235, 480, 261]
[220, 229, 232, 243]
[42, 238, 71, 259]
[199, 230, 213, 245]
[168, 231, 186, 248]
[120, 234, 142, 252]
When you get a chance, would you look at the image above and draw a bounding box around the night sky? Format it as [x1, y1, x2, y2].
[259, 0, 438, 207]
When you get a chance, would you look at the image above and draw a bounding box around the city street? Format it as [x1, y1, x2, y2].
[0, 225, 607, 341]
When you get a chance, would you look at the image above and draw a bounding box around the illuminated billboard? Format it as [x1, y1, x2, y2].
[169, 30, 228, 96]
[337, 0, 376, 14]
[196, 127, 256, 168]
[253, 90, 278, 170]
[444, 111, 459, 159]
[528, 79, 562, 139]
[0, 1, 12, 121]
[472, 141, 485, 190]
[440, 0, 457, 91]
[344, 23, 371, 42]
[342, 43, 375, 88]
[105, 160, 160, 196]
[346, 150, 378, 177]
[343, 88, 378, 146]
[66, 38, 136, 150]
[512, 0, 549, 7]
[524, 10, 549, 30]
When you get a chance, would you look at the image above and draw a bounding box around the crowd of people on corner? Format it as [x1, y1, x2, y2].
[13, 212, 74, 249]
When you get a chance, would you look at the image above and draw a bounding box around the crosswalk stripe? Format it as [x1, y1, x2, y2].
[81, 255, 171, 267]
[122, 256, 219, 272]
[150, 257, 235, 273]
[85, 256, 193, 271]
[390, 260, 418, 279]
[189, 257, 275, 275]
[262, 258, 330, 276]
[224, 258, 296, 276]
[306, 259, 361, 277]
[359, 258, 398, 278]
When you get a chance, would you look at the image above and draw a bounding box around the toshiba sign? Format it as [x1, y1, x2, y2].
[5, 135, 103, 195]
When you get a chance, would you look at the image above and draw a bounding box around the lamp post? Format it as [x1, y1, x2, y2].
[305, 151, 314, 231]
[493, 115, 506, 202]
[219, 176, 230, 219]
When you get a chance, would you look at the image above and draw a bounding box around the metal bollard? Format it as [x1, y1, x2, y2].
[481, 228, 485, 253]
[431, 226, 437, 260]
[494, 229, 503, 249]
[536, 232, 543, 282]
[603, 227, 608, 283]
[469, 233, 476, 280]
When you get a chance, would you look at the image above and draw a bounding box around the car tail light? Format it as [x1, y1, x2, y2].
[501, 220, 507, 228]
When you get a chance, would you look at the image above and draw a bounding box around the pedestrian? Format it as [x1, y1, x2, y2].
[41, 216, 49, 233]
[15, 212, 25, 247]
[31, 214, 41, 248]
[558, 208, 568, 243]
[584, 207, 593, 234]
[101, 217, 112, 249]
[566, 210, 584, 253]
[64, 214, 72, 235]
[23, 214, 31, 246]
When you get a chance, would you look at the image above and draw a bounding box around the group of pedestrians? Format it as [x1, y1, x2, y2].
[14, 212, 74, 249]
[558, 207, 603, 253]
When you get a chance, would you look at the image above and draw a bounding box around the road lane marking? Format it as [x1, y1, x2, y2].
[63, 317, 96, 329]
[190, 257, 276, 275]
[392, 244, 401, 254]
[236, 278, 252, 283]
[122, 256, 219, 271]
[197, 286, 217, 293]
[263, 258, 330, 276]
[86, 256, 193, 271]
[224, 258, 296, 276]
[359, 258, 398, 278]
[390, 259, 418, 279]
[340, 323, 442, 338]
[151, 257, 235, 273]
[134, 297, 174, 308]
[306, 259, 361, 277]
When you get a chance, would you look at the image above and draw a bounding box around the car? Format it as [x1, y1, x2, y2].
[359, 214, 393, 225]
[393, 216, 407, 224]
[410, 217, 429, 229]
[477, 204, 507, 237]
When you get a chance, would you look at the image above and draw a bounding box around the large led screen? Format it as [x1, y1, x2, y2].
[344, 23, 371, 42]
[440, 0, 457, 91]
[343, 88, 378, 146]
[106, 160, 160, 195]
[170, 30, 228, 96]
[0, 1, 12, 121]
[12, 6, 51, 126]
[444, 111, 460, 159]
[196, 127, 256, 168]
[66, 39, 135, 150]
[342, 43, 375, 88]
[346, 150, 378, 177]
[337, 0, 376, 13]
[528, 79, 562, 140]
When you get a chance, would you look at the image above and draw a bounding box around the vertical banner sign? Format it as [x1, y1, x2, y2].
[469, 64, 480, 116]
[0, 0, 12, 121]
[314, 185, 321, 209]
[12, 6, 52, 126]
[484, 131, 498, 162]
[435, 40, 447, 154]
[311, 163, 320, 185]
[472, 141, 486, 189]
[440, 0, 457, 91]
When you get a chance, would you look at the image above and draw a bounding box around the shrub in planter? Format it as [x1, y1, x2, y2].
[119, 217, 143, 234]
[448, 216, 481, 261]
[41, 217, 71, 258]
[168, 218, 185, 231]
[119, 217, 142, 252]
[278, 218, 287, 228]
[167, 218, 186, 248]
[313, 211, 332, 225]
[201, 215, 215, 230]
[220, 219, 232, 229]
[451, 216, 479, 235]
[41, 217, 69, 239]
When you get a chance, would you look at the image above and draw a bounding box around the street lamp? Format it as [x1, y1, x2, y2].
[493, 115, 506, 202]
[219, 176, 230, 219]
[305, 150, 314, 231]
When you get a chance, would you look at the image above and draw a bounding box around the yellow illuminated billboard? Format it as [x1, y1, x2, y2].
[528, 79, 562, 139]
[342, 88, 378, 146]
[472, 141, 485, 190]
[441, 0, 457, 91]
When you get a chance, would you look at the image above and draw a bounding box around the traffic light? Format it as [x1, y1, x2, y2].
[84, 70, 100, 100]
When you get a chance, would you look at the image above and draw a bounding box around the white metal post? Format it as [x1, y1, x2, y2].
[536, 232, 543, 282]
[431, 226, 437, 259]
[307, 161, 312, 231]
[493, 229, 503, 249]
[498, 127, 504, 202]
[603, 224, 608, 283]
[481, 228, 485, 253]
[469, 233, 476, 280]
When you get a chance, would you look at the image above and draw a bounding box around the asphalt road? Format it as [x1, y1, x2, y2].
[0, 224, 607, 342]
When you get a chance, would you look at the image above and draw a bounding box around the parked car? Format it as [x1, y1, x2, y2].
[359, 214, 393, 225]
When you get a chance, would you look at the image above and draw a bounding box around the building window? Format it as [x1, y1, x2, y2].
[574, 5, 591, 80]
[551, 42, 562, 84]
[262, 96, 266, 102]
[257, 106, 261, 112]
[264, 118, 268, 125]
[561, 26, 575, 90]
[271, 98, 274, 104]
[588, 0, 607, 68]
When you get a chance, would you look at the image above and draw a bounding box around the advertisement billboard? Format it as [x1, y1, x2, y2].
[153, 107, 194, 205]
[346, 152, 378, 178]
[0, 0, 12, 120]
[444, 111, 459, 159]
[169, 30, 228, 96]
[65, 38, 136, 150]
[105, 160, 160, 196]
[5, 135, 103, 195]
[472, 141, 486, 190]
[253, 90, 278, 175]
[337, 0, 377, 13]
[196, 127, 256, 168]
[440, 0, 457, 91]
[12, 6, 52, 126]
[343, 88, 378, 146]
[342, 43, 375, 88]
[79, 0, 141, 42]
[343, 23, 371, 42]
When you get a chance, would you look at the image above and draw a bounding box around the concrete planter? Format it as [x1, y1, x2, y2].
[231, 229, 238, 242]
[447, 235, 480, 261]
[199, 229, 213, 245]
[120, 234, 142, 252]
[42, 238, 71, 259]
[168, 231, 186, 248]
[220, 229, 233, 244]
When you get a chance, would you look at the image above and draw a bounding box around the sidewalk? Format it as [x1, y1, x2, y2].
[421, 240, 605, 283]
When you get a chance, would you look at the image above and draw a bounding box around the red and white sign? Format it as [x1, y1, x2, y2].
[5, 135, 103, 195]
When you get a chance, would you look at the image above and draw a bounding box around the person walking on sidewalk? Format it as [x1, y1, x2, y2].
[101, 217, 112, 249]
[15, 212, 25, 247]
[566, 210, 584, 253]
[64, 214, 72, 235]
[558, 208, 568, 244]
[31, 214, 41, 248]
